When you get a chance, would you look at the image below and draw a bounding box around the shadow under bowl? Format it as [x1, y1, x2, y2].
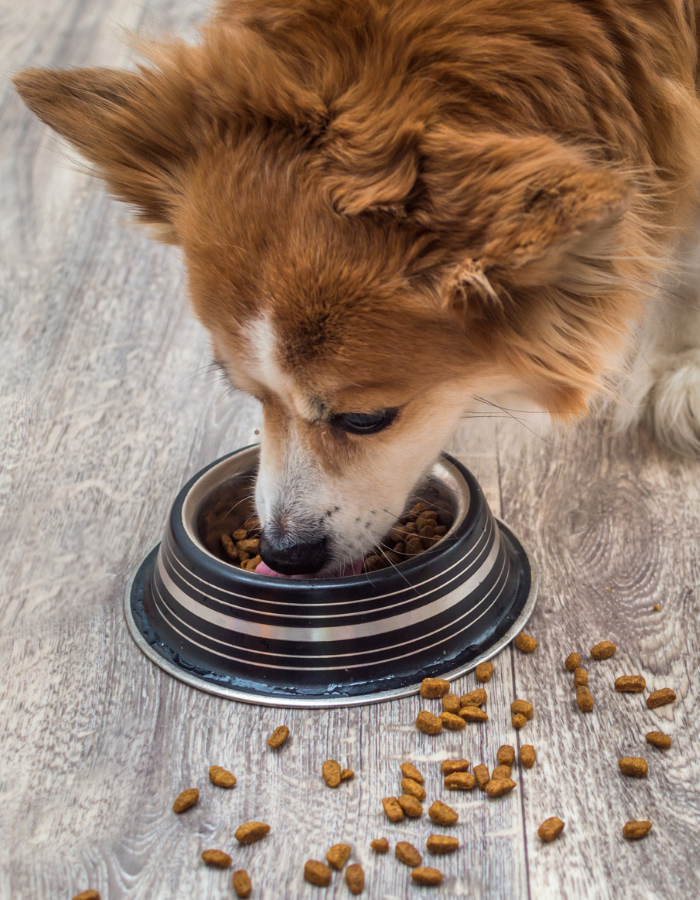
[124, 445, 538, 708]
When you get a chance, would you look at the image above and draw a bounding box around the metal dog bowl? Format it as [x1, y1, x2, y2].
[124, 445, 538, 708]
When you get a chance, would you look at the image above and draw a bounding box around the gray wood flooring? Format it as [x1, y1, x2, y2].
[2, 1, 699, 898]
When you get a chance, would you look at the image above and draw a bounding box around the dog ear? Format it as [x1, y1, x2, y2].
[416, 127, 634, 304]
[13, 66, 198, 240]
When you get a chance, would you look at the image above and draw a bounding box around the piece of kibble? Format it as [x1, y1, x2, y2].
[173, 788, 199, 813]
[475, 661, 494, 682]
[267, 725, 290, 748]
[429, 800, 458, 826]
[514, 633, 538, 653]
[232, 870, 252, 898]
[371, 837, 389, 853]
[426, 835, 459, 854]
[574, 668, 588, 687]
[444, 772, 476, 790]
[460, 706, 488, 723]
[416, 710, 443, 734]
[401, 778, 427, 801]
[420, 677, 451, 699]
[304, 860, 332, 887]
[71, 893, 100, 900]
[442, 693, 461, 714]
[485, 778, 516, 798]
[398, 794, 423, 817]
[511, 699, 534, 720]
[492, 765, 511, 780]
[647, 688, 677, 708]
[440, 711, 467, 730]
[497, 745, 515, 766]
[395, 841, 422, 868]
[618, 757, 648, 777]
[591, 641, 617, 660]
[400, 762, 424, 784]
[201, 849, 232, 868]
[459, 688, 487, 707]
[653, 604, 661, 611]
[244, 516, 260, 532]
[474, 764, 490, 790]
[519, 745, 537, 768]
[234, 822, 271, 844]
[322, 759, 342, 787]
[615, 675, 646, 693]
[412, 866, 443, 886]
[209, 766, 236, 789]
[346, 864, 365, 895]
[232, 528, 247, 541]
[622, 820, 653, 840]
[442, 759, 470, 775]
[512, 713, 527, 728]
[326, 844, 351, 870]
[340, 768, 354, 782]
[576, 686, 594, 712]
[646, 731, 672, 749]
[538, 817, 565, 842]
[221, 534, 239, 560]
[382, 797, 404, 823]
[565, 652, 581, 671]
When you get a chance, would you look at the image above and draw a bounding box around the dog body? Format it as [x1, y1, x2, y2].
[14, 0, 700, 574]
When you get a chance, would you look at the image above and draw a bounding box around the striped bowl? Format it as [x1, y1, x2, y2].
[125, 445, 537, 708]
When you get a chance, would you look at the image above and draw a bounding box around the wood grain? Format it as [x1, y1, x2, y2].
[1, 1, 700, 898]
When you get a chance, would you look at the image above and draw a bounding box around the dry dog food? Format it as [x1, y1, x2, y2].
[398, 794, 423, 817]
[622, 820, 653, 840]
[442, 759, 470, 775]
[492, 765, 511, 780]
[646, 731, 672, 749]
[497, 745, 515, 766]
[322, 759, 342, 787]
[401, 778, 427, 801]
[647, 688, 676, 708]
[382, 797, 404, 823]
[475, 661, 494, 682]
[71, 892, 100, 900]
[511, 699, 533, 720]
[220, 518, 262, 570]
[201, 849, 232, 868]
[173, 788, 199, 813]
[514, 633, 538, 653]
[440, 711, 467, 730]
[511, 713, 527, 729]
[209, 766, 236, 788]
[574, 668, 588, 687]
[346, 864, 365, 895]
[429, 800, 458, 826]
[565, 652, 581, 671]
[460, 706, 488, 723]
[326, 844, 351, 869]
[591, 641, 616, 660]
[444, 772, 476, 790]
[234, 822, 271, 844]
[400, 762, 424, 783]
[426, 835, 459, 854]
[538, 817, 565, 842]
[460, 688, 487, 707]
[395, 842, 422, 867]
[615, 676, 646, 692]
[576, 686, 594, 712]
[618, 757, 648, 777]
[412, 867, 443, 886]
[420, 677, 451, 698]
[364, 503, 450, 572]
[267, 725, 290, 748]
[371, 837, 389, 853]
[304, 860, 332, 887]
[519, 745, 537, 768]
[416, 710, 443, 734]
[232, 870, 252, 898]
[340, 768, 355, 781]
[485, 778, 516, 798]
[442, 693, 461, 714]
[474, 765, 490, 790]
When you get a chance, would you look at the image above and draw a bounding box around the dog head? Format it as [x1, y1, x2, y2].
[14, 13, 645, 574]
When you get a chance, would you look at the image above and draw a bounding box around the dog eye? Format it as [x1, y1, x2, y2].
[331, 409, 398, 434]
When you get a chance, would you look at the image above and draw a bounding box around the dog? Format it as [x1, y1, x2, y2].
[14, 0, 700, 575]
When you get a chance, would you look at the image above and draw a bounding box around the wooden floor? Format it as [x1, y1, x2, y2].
[2, 1, 700, 898]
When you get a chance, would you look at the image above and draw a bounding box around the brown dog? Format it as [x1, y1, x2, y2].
[14, 0, 700, 574]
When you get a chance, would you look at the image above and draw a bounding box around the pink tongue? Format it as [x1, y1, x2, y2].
[255, 559, 364, 579]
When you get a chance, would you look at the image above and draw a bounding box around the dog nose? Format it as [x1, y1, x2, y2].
[259, 535, 328, 576]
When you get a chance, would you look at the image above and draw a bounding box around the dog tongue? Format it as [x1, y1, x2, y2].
[255, 559, 364, 579]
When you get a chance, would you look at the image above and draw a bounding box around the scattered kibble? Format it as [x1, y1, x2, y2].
[646, 731, 671, 749]
[326, 844, 351, 870]
[340, 768, 354, 782]
[511, 699, 533, 720]
[514, 633, 538, 653]
[234, 822, 271, 844]
[475, 661, 494, 682]
[267, 725, 290, 748]
[485, 778, 516, 798]
[416, 710, 443, 734]
[71, 892, 100, 900]
[322, 759, 342, 787]
[474, 765, 490, 790]
[400, 762, 424, 783]
[412, 867, 443, 886]
[618, 757, 648, 778]
[623, 820, 653, 840]
[459, 689, 487, 707]
[173, 788, 199, 813]
[538, 817, 565, 842]
[401, 777, 426, 800]
[512, 713, 527, 729]
[574, 668, 588, 687]
[201, 849, 232, 868]
[304, 860, 332, 887]
[615, 675, 646, 693]
[420, 678, 451, 699]
[497, 745, 515, 766]
[429, 800, 458, 826]
[426, 835, 459, 854]
[492, 765, 511, 780]
[382, 797, 404, 823]
[591, 641, 616, 660]
[209, 766, 236, 789]
[576, 686, 594, 712]
[371, 837, 389, 853]
[653, 604, 660, 611]
[395, 841, 422, 867]
[460, 706, 488, 723]
[440, 711, 467, 730]
[565, 652, 581, 671]
[441, 759, 470, 775]
[647, 688, 676, 709]
[232, 870, 252, 898]
[346, 864, 365, 895]
[398, 794, 423, 817]
[519, 745, 537, 769]
[444, 772, 476, 790]
[442, 693, 461, 714]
